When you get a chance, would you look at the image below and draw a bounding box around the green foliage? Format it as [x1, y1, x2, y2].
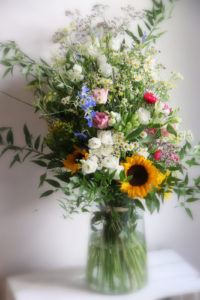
[126, 0, 176, 47]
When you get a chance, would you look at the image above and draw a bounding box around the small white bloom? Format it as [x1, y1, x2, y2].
[109, 37, 121, 51]
[61, 97, 70, 104]
[109, 165, 124, 180]
[82, 159, 98, 174]
[137, 148, 149, 158]
[108, 111, 121, 126]
[68, 64, 84, 82]
[97, 54, 107, 65]
[97, 130, 113, 145]
[136, 108, 151, 124]
[133, 142, 139, 148]
[140, 131, 147, 138]
[99, 63, 112, 77]
[102, 156, 119, 169]
[88, 137, 101, 149]
[128, 143, 135, 151]
[73, 64, 82, 73]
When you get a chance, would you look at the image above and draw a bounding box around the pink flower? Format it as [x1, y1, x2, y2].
[170, 153, 179, 162]
[153, 150, 162, 161]
[163, 104, 172, 114]
[93, 88, 108, 104]
[161, 124, 176, 137]
[144, 92, 159, 104]
[93, 112, 109, 129]
[149, 128, 157, 135]
[145, 128, 157, 135]
[161, 127, 170, 137]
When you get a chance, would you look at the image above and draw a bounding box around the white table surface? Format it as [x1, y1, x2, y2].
[4, 250, 200, 300]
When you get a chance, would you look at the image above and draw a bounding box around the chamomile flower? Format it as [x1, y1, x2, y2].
[140, 131, 148, 138]
[133, 59, 140, 68]
[129, 144, 135, 151]
[133, 74, 143, 82]
[122, 98, 128, 104]
[134, 89, 139, 95]
[61, 96, 70, 104]
[133, 142, 139, 148]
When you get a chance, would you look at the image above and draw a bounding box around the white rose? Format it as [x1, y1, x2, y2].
[97, 54, 107, 65]
[109, 37, 121, 51]
[89, 145, 114, 158]
[102, 156, 119, 169]
[97, 130, 113, 145]
[109, 165, 124, 180]
[82, 159, 98, 174]
[88, 137, 101, 149]
[136, 108, 151, 124]
[100, 145, 114, 157]
[87, 154, 98, 164]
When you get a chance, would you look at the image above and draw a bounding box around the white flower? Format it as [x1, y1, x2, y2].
[89, 145, 114, 158]
[136, 108, 151, 124]
[109, 37, 121, 51]
[97, 54, 107, 65]
[73, 64, 82, 73]
[82, 159, 98, 174]
[87, 154, 98, 164]
[140, 131, 147, 138]
[88, 137, 101, 149]
[155, 101, 164, 112]
[108, 111, 121, 126]
[137, 147, 149, 158]
[102, 156, 119, 169]
[109, 165, 124, 180]
[97, 130, 113, 145]
[68, 64, 84, 82]
[99, 63, 112, 77]
[97, 55, 112, 77]
[82, 42, 100, 58]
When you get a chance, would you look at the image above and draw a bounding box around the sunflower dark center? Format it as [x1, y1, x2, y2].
[127, 164, 148, 186]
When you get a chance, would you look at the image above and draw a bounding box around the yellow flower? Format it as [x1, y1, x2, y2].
[120, 155, 165, 199]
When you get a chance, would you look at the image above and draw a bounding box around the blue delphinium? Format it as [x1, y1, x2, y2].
[74, 132, 88, 139]
[78, 86, 96, 127]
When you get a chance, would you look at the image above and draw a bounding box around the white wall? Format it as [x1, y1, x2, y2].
[0, 0, 199, 294]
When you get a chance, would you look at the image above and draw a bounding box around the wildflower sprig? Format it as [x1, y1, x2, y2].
[0, 0, 199, 218]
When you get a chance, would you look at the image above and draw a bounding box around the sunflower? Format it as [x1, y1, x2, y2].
[120, 155, 165, 199]
[63, 145, 88, 174]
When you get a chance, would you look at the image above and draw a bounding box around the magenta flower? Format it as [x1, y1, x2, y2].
[93, 112, 109, 129]
[93, 88, 108, 104]
[153, 150, 162, 161]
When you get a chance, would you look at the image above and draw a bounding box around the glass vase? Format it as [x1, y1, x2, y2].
[86, 205, 147, 294]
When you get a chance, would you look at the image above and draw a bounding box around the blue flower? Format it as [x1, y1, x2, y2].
[74, 132, 88, 139]
[142, 32, 147, 43]
[78, 86, 96, 128]
[79, 86, 90, 98]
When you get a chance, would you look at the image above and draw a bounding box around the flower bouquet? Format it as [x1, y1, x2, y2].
[0, 0, 200, 295]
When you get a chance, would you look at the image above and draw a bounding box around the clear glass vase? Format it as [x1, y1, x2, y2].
[86, 205, 147, 294]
